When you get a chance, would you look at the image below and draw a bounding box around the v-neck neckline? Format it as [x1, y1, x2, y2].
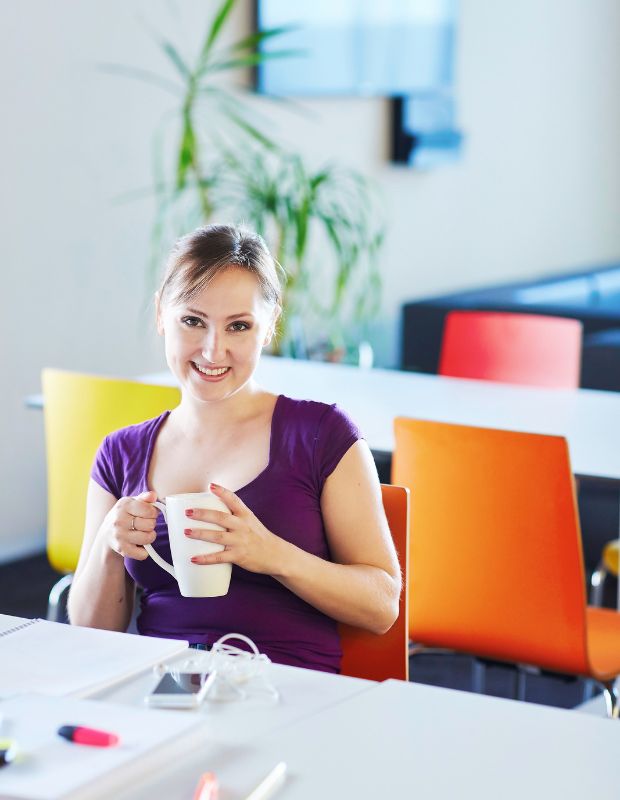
[144, 394, 284, 496]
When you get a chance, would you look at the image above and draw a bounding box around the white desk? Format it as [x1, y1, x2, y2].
[97, 657, 373, 750]
[110, 675, 618, 800]
[97, 659, 374, 800]
[140, 355, 620, 483]
[28, 356, 620, 479]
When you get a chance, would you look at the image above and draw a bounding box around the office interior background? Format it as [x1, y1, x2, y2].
[1, 0, 619, 565]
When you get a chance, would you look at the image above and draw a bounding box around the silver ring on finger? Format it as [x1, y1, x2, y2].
[130, 515, 137, 532]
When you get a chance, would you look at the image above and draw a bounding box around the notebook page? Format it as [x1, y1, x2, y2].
[0, 616, 188, 699]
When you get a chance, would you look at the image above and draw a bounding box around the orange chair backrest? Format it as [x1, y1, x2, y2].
[439, 310, 582, 388]
[392, 418, 590, 676]
[339, 484, 410, 682]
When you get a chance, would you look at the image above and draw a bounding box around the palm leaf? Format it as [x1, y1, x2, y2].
[199, 0, 236, 66]
[176, 113, 197, 190]
[230, 25, 297, 52]
[96, 63, 182, 97]
[208, 48, 303, 72]
[160, 40, 192, 80]
[223, 107, 281, 151]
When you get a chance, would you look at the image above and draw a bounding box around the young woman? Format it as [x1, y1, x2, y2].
[68, 224, 401, 672]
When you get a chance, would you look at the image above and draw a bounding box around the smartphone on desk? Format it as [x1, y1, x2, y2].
[145, 669, 216, 709]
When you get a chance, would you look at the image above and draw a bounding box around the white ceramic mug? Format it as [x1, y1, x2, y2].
[144, 492, 232, 598]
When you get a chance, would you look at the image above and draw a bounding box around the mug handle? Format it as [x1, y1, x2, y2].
[143, 500, 176, 579]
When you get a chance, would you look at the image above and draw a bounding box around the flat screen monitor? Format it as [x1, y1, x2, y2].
[255, 0, 457, 97]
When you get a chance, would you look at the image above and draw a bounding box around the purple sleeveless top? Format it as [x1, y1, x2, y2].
[91, 395, 361, 673]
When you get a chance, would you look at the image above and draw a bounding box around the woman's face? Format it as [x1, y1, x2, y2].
[157, 266, 276, 404]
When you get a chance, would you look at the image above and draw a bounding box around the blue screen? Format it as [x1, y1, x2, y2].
[256, 0, 457, 97]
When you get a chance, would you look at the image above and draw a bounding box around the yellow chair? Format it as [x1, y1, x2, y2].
[392, 417, 620, 717]
[339, 484, 410, 682]
[591, 540, 620, 607]
[42, 369, 180, 620]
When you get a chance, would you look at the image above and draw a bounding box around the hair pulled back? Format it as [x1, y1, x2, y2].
[158, 224, 282, 311]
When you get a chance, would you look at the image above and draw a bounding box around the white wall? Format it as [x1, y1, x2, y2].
[1, 0, 619, 561]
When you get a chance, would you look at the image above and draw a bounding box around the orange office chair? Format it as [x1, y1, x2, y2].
[339, 484, 410, 682]
[42, 369, 181, 621]
[438, 310, 582, 388]
[392, 417, 620, 717]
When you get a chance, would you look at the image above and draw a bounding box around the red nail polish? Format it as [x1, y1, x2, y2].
[184, 529, 192, 536]
[209, 483, 220, 491]
[190, 557, 199, 563]
[185, 509, 194, 517]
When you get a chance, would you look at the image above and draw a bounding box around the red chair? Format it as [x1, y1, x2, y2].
[439, 310, 582, 388]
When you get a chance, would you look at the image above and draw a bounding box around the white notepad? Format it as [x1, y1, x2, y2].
[0, 693, 208, 800]
[0, 614, 188, 699]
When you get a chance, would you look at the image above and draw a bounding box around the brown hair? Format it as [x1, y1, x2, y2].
[158, 224, 282, 312]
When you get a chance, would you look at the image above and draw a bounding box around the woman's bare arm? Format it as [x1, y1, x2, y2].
[67, 481, 157, 631]
[274, 441, 401, 633]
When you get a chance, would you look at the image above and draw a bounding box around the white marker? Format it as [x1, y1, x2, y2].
[244, 761, 287, 800]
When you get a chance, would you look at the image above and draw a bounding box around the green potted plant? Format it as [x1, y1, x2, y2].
[109, 0, 384, 360]
[213, 140, 384, 358]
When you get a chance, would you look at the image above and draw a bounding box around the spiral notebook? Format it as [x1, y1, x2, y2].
[0, 614, 188, 699]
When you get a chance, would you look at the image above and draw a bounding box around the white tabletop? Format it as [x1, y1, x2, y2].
[110, 676, 618, 800]
[97, 656, 372, 750]
[141, 356, 620, 482]
[95, 657, 373, 800]
[212, 681, 620, 800]
[226, 679, 620, 800]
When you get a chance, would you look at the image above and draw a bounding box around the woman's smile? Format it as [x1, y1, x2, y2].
[190, 361, 231, 381]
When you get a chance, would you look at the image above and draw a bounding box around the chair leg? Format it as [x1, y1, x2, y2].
[599, 680, 619, 719]
[590, 565, 607, 607]
[47, 573, 73, 622]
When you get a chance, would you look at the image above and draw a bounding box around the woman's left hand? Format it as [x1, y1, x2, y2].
[184, 483, 286, 575]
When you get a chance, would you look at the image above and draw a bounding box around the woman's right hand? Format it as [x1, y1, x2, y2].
[99, 490, 159, 560]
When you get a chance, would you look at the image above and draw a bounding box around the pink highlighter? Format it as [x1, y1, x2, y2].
[57, 725, 120, 747]
[193, 771, 219, 800]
